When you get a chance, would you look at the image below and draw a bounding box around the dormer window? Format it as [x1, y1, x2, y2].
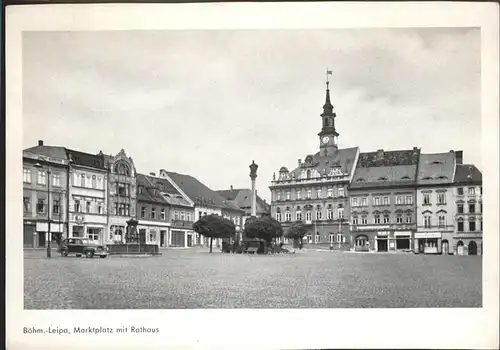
[436, 175, 448, 180]
[401, 176, 411, 180]
[356, 178, 365, 182]
[422, 176, 433, 180]
[378, 177, 388, 181]
[431, 161, 443, 165]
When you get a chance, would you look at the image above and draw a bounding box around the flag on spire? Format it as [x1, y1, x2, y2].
[327, 70, 332, 75]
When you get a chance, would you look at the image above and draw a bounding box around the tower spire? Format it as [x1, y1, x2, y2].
[322, 69, 334, 117]
[318, 69, 339, 151]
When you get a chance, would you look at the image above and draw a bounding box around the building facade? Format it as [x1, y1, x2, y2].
[217, 186, 271, 229]
[269, 83, 359, 248]
[136, 171, 195, 247]
[103, 149, 137, 243]
[66, 149, 108, 244]
[23, 141, 69, 248]
[349, 148, 420, 252]
[453, 162, 483, 255]
[415, 152, 457, 254]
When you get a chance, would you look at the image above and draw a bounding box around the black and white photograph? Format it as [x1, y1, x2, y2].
[6, 2, 499, 349]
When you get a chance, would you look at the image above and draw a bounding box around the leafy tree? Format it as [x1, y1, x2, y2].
[244, 216, 284, 244]
[286, 223, 308, 249]
[193, 214, 236, 253]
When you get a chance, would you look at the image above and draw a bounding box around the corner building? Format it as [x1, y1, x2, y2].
[349, 148, 419, 252]
[269, 83, 359, 248]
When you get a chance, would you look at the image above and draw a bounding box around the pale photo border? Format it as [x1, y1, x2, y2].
[6, 2, 500, 349]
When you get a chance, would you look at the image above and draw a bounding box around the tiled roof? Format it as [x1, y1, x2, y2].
[288, 147, 359, 178]
[23, 145, 68, 161]
[358, 149, 420, 167]
[417, 152, 456, 185]
[137, 173, 192, 207]
[217, 188, 270, 214]
[454, 164, 482, 184]
[66, 148, 106, 170]
[351, 165, 417, 188]
[165, 171, 242, 212]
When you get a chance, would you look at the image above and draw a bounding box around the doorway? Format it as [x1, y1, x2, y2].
[160, 231, 166, 247]
[187, 235, 192, 247]
[468, 241, 478, 255]
[38, 232, 46, 247]
[377, 238, 388, 252]
[441, 239, 450, 255]
[457, 240, 464, 255]
[139, 229, 147, 244]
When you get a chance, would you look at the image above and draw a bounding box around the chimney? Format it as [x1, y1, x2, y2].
[455, 150, 463, 165]
[149, 172, 156, 177]
[159, 169, 166, 176]
[230, 185, 233, 191]
[298, 159, 302, 167]
[38, 140, 44, 146]
[376, 149, 384, 165]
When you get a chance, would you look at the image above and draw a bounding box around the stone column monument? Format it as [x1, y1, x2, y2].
[249, 160, 258, 217]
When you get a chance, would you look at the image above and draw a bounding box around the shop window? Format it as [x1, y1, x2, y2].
[87, 228, 100, 241]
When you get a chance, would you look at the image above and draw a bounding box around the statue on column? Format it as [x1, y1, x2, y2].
[249, 160, 258, 180]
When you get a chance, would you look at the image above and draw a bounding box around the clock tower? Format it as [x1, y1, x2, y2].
[318, 80, 339, 155]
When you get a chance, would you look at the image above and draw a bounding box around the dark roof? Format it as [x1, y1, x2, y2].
[66, 148, 106, 170]
[216, 188, 270, 214]
[136, 173, 192, 207]
[23, 145, 68, 161]
[417, 152, 455, 185]
[454, 164, 482, 184]
[165, 171, 243, 212]
[357, 148, 420, 167]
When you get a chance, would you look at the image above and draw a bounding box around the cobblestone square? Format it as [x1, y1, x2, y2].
[24, 249, 482, 309]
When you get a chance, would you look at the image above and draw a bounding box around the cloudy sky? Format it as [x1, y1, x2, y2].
[23, 28, 480, 201]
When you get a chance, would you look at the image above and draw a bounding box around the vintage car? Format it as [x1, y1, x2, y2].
[58, 238, 108, 258]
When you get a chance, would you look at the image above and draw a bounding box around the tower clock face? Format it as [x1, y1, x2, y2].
[322, 136, 330, 144]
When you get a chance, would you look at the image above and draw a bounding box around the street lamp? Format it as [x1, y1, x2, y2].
[34, 160, 51, 258]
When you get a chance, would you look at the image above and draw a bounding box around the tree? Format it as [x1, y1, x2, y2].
[286, 223, 308, 249]
[244, 216, 284, 244]
[193, 214, 236, 253]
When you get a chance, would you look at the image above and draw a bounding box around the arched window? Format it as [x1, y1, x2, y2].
[81, 174, 86, 187]
[306, 169, 311, 179]
[92, 175, 97, 188]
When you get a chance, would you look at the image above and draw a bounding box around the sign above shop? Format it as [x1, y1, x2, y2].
[415, 232, 442, 239]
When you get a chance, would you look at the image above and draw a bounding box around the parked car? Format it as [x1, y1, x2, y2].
[58, 238, 108, 258]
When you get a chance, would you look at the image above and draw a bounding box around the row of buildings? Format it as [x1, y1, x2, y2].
[269, 81, 483, 255]
[23, 142, 270, 249]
